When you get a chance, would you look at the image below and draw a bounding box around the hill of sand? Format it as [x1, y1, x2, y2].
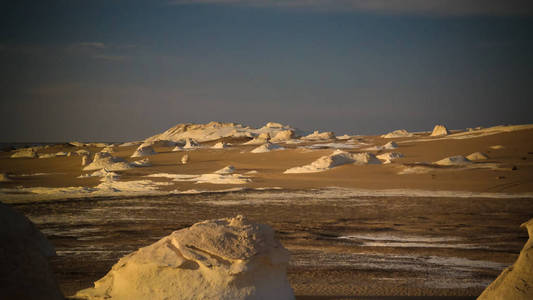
[75, 215, 294, 300]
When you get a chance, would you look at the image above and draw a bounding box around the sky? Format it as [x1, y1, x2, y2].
[1, 0, 533, 142]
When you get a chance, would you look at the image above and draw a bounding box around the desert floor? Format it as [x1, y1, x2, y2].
[2, 126, 533, 298]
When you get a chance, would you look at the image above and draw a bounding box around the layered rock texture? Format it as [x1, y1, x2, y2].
[76, 215, 294, 300]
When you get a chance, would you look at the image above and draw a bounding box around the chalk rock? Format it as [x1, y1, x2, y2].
[478, 219, 533, 300]
[131, 145, 157, 158]
[214, 165, 235, 174]
[302, 131, 336, 140]
[284, 150, 380, 174]
[181, 153, 189, 164]
[184, 138, 200, 149]
[81, 155, 91, 167]
[211, 142, 228, 149]
[381, 129, 413, 138]
[83, 152, 131, 171]
[376, 152, 404, 164]
[75, 215, 294, 300]
[430, 124, 449, 136]
[0, 203, 63, 300]
[270, 130, 295, 142]
[11, 148, 37, 158]
[466, 152, 489, 161]
[131, 158, 152, 167]
[251, 143, 284, 153]
[434, 155, 472, 166]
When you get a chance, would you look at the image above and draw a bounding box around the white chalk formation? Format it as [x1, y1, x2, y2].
[270, 130, 296, 142]
[11, 148, 37, 158]
[251, 143, 284, 153]
[478, 219, 533, 300]
[381, 129, 413, 138]
[0, 203, 64, 300]
[376, 152, 404, 164]
[83, 152, 131, 171]
[466, 152, 489, 161]
[131, 144, 157, 158]
[214, 165, 235, 174]
[181, 153, 189, 165]
[211, 142, 228, 149]
[302, 131, 336, 140]
[75, 215, 294, 300]
[284, 150, 380, 174]
[434, 155, 472, 166]
[184, 138, 200, 149]
[131, 158, 152, 167]
[430, 124, 449, 136]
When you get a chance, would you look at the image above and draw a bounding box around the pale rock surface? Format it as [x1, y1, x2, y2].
[270, 130, 296, 142]
[76, 149, 91, 156]
[69, 141, 86, 147]
[302, 131, 336, 140]
[214, 165, 235, 174]
[337, 134, 352, 140]
[243, 132, 271, 145]
[172, 145, 183, 151]
[251, 143, 284, 153]
[434, 155, 472, 166]
[381, 129, 413, 138]
[55, 151, 68, 156]
[75, 215, 294, 300]
[38, 153, 56, 159]
[284, 150, 380, 174]
[101, 146, 116, 153]
[11, 148, 37, 158]
[383, 141, 398, 150]
[131, 158, 152, 167]
[181, 153, 189, 164]
[81, 155, 91, 167]
[0, 202, 64, 300]
[376, 152, 404, 164]
[466, 152, 489, 161]
[131, 145, 157, 158]
[83, 152, 131, 171]
[430, 124, 449, 136]
[211, 142, 228, 149]
[478, 219, 533, 300]
[184, 138, 200, 149]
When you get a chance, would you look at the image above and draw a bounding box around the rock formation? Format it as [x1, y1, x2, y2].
[84, 152, 131, 171]
[478, 219, 533, 300]
[430, 124, 449, 136]
[131, 144, 157, 158]
[0, 203, 64, 300]
[75, 215, 294, 300]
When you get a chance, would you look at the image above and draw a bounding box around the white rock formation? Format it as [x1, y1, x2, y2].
[81, 155, 91, 167]
[69, 141, 86, 147]
[172, 145, 183, 152]
[376, 152, 404, 164]
[0, 203, 64, 300]
[76, 149, 91, 156]
[214, 165, 235, 174]
[183, 138, 200, 149]
[302, 131, 336, 140]
[478, 219, 533, 300]
[11, 148, 37, 158]
[243, 132, 270, 145]
[383, 141, 398, 150]
[131, 145, 157, 158]
[75, 215, 294, 300]
[101, 146, 116, 153]
[38, 153, 56, 159]
[211, 142, 228, 149]
[381, 129, 413, 138]
[430, 124, 449, 136]
[434, 155, 472, 166]
[181, 153, 189, 165]
[466, 152, 489, 161]
[131, 158, 152, 167]
[251, 143, 284, 153]
[284, 150, 380, 174]
[83, 152, 131, 171]
[270, 130, 295, 142]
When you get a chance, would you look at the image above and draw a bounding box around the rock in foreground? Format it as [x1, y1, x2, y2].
[76, 215, 294, 300]
[0, 203, 63, 300]
[478, 219, 533, 300]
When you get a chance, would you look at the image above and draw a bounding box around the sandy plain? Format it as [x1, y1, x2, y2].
[2, 125, 533, 299]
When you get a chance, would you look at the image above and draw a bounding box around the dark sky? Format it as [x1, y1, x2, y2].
[1, 0, 533, 142]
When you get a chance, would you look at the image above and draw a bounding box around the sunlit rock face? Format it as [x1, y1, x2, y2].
[76, 215, 294, 300]
[430, 124, 449, 136]
[0, 203, 64, 300]
[477, 219, 533, 300]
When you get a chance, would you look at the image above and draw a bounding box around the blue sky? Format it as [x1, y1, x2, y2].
[1, 0, 532, 142]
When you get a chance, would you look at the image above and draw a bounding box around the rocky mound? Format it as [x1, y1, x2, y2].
[10, 148, 37, 158]
[83, 152, 132, 171]
[270, 130, 296, 142]
[131, 145, 157, 158]
[284, 150, 380, 173]
[381, 129, 412, 138]
[302, 131, 336, 140]
[211, 142, 228, 149]
[467, 152, 489, 160]
[430, 124, 449, 136]
[434, 155, 472, 166]
[0, 203, 64, 300]
[251, 143, 284, 153]
[478, 219, 533, 300]
[75, 215, 294, 300]
[376, 152, 404, 164]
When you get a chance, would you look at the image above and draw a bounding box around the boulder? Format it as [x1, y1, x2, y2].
[430, 124, 449, 136]
[75, 215, 294, 300]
